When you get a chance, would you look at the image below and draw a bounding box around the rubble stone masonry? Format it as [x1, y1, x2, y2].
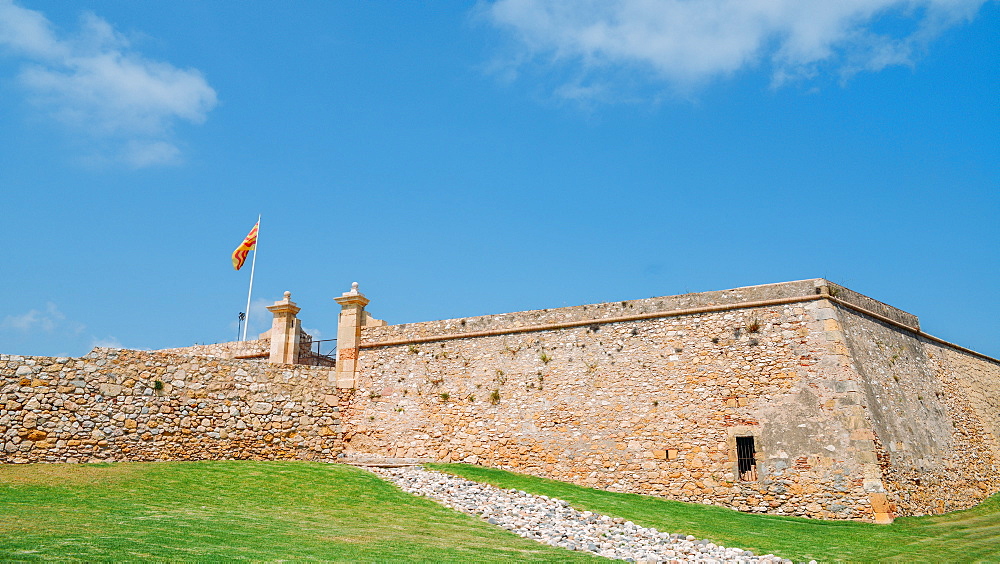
[156, 339, 271, 360]
[342, 279, 999, 521]
[0, 348, 341, 463]
[2, 278, 997, 524]
[837, 306, 1000, 515]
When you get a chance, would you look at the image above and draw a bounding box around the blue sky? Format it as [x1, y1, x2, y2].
[1, 0, 997, 358]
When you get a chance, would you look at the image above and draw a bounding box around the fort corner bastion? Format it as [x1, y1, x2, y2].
[2, 278, 998, 524]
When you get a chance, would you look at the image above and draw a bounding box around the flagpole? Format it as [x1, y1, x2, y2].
[242, 214, 260, 341]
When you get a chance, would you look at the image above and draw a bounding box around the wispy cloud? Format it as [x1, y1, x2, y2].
[483, 0, 991, 99]
[2, 302, 64, 332]
[0, 0, 217, 166]
[91, 335, 123, 349]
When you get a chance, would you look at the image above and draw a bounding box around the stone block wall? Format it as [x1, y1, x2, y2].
[0, 348, 342, 464]
[836, 305, 1000, 516]
[340, 279, 998, 521]
[345, 291, 892, 520]
[156, 339, 271, 360]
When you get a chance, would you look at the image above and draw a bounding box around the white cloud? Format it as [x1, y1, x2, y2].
[91, 335, 123, 349]
[484, 0, 991, 97]
[0, 0, 217, 166]
[1, 302, 66, 332]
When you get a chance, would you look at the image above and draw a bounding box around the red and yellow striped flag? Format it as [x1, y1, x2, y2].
[232, 221, 259, 270]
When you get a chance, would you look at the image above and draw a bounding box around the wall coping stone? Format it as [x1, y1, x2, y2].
[358, 280, 996, 365]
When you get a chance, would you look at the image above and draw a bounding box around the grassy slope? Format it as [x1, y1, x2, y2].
[430, 463, 1000, 563]
[0, 461, 600, 562]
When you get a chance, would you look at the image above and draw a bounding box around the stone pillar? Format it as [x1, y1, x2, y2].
[335, 282, 369, 389]
[266, 291, 301, 365]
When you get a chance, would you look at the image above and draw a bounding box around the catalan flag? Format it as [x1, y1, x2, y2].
[232, 221, 259, 270]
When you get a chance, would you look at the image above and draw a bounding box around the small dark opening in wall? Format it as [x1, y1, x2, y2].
[736, 436, 758, 481]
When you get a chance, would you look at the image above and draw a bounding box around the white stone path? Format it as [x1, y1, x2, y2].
[371, 466, 799, 563]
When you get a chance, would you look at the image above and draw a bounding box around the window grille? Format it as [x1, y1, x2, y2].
[736, 436, 758, 481]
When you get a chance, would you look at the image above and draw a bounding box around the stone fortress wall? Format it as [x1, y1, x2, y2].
[0, 348, 341, 464]
[341, 279, 1000, 522]
[1, 278, 997, 524]
[835, 308, 1000, 515]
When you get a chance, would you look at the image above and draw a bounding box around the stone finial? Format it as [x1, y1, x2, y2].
[283, 291, 291, 300]
[341, 282, 364, 299]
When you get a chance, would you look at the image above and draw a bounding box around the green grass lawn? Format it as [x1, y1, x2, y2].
[3, 460, 997, 562]
[0, 461, 600, 562]
[430, 463, 1000, 563]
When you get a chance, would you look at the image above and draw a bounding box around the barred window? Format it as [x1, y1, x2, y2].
[736, 436, 758, 481]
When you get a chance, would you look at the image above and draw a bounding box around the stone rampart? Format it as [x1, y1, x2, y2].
[2, 278, 995, 525]
[340, 280, 996, 522]
[344, 297, 892, 520]
[835, 303, 1000, 516]
[0, 348, 342, 463]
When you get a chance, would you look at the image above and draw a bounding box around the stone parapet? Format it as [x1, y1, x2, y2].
[360, 279, 919, 346]
[826, 282, 920, 330]
[156, 339, 270, 360]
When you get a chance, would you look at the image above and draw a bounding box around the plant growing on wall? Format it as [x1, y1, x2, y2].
[153, 380, 165, 391]
[408, 344, 419, 354]
[539, 352, 552, 364]
[439, 392, 450, 402]
[489, 389, 500, 405]
[746, 318, 762, 333]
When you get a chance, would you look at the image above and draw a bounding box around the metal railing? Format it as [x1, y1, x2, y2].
[299, 338, 337, 367]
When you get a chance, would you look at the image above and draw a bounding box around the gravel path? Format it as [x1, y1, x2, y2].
[371, 466, 796, 563]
